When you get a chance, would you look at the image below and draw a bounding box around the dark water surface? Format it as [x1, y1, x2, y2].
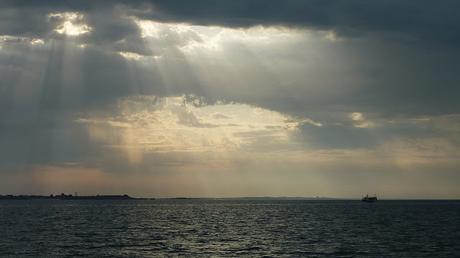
[0, 199, 459, 257]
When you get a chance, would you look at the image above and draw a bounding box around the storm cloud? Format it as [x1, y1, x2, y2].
[0, 1, 459, 198]
[3, 0, 460, 44]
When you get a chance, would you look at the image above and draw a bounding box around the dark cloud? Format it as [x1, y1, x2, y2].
[298, 124, 379, 149]
[1, 0, 459, 116]
[131, 0, 460, 47]
[0, 0, 459, 198]
[2, 0, 460, 47]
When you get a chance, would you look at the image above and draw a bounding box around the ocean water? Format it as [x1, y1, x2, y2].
[0, 200, 459, 257]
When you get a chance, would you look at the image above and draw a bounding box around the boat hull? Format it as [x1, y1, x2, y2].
[361, 197, 377, 202]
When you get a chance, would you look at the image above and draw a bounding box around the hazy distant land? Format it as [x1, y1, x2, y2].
[0, 194, 343, 201]
[0, 194, 140, 200]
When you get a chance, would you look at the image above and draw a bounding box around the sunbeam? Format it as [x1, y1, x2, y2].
[0, 1, 459, 200]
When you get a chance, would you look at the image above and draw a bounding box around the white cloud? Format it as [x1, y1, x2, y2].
[349, 112, 375, 128]
[48, 12, 92, 36]
[118, 51, 144, 60]
[76, 95, 307, 155]
[134, 19, 301, 56]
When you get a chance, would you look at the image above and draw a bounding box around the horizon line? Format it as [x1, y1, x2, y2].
[1, 194, 459, 201]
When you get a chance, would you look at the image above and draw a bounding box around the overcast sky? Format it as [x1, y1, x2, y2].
[1, 0, 459, 198]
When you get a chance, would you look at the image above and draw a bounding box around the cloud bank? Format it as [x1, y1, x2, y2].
[0, 1, 459, 197]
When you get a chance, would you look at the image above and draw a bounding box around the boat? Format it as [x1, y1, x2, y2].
[361, 194, 377, 202]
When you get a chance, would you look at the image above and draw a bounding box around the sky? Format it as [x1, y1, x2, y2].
[0, 0, 459, 198]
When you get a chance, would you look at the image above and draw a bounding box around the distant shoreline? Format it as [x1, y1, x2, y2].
[0, 194, 151, 200]
[0, 195, 458, 201]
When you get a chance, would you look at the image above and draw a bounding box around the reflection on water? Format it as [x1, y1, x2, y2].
[0, 200, 459, 257]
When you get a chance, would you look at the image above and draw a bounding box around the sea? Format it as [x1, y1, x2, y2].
[0, 199, 459, 257]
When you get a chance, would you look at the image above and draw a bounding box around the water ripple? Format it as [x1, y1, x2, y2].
[0, 200, 459, 257]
